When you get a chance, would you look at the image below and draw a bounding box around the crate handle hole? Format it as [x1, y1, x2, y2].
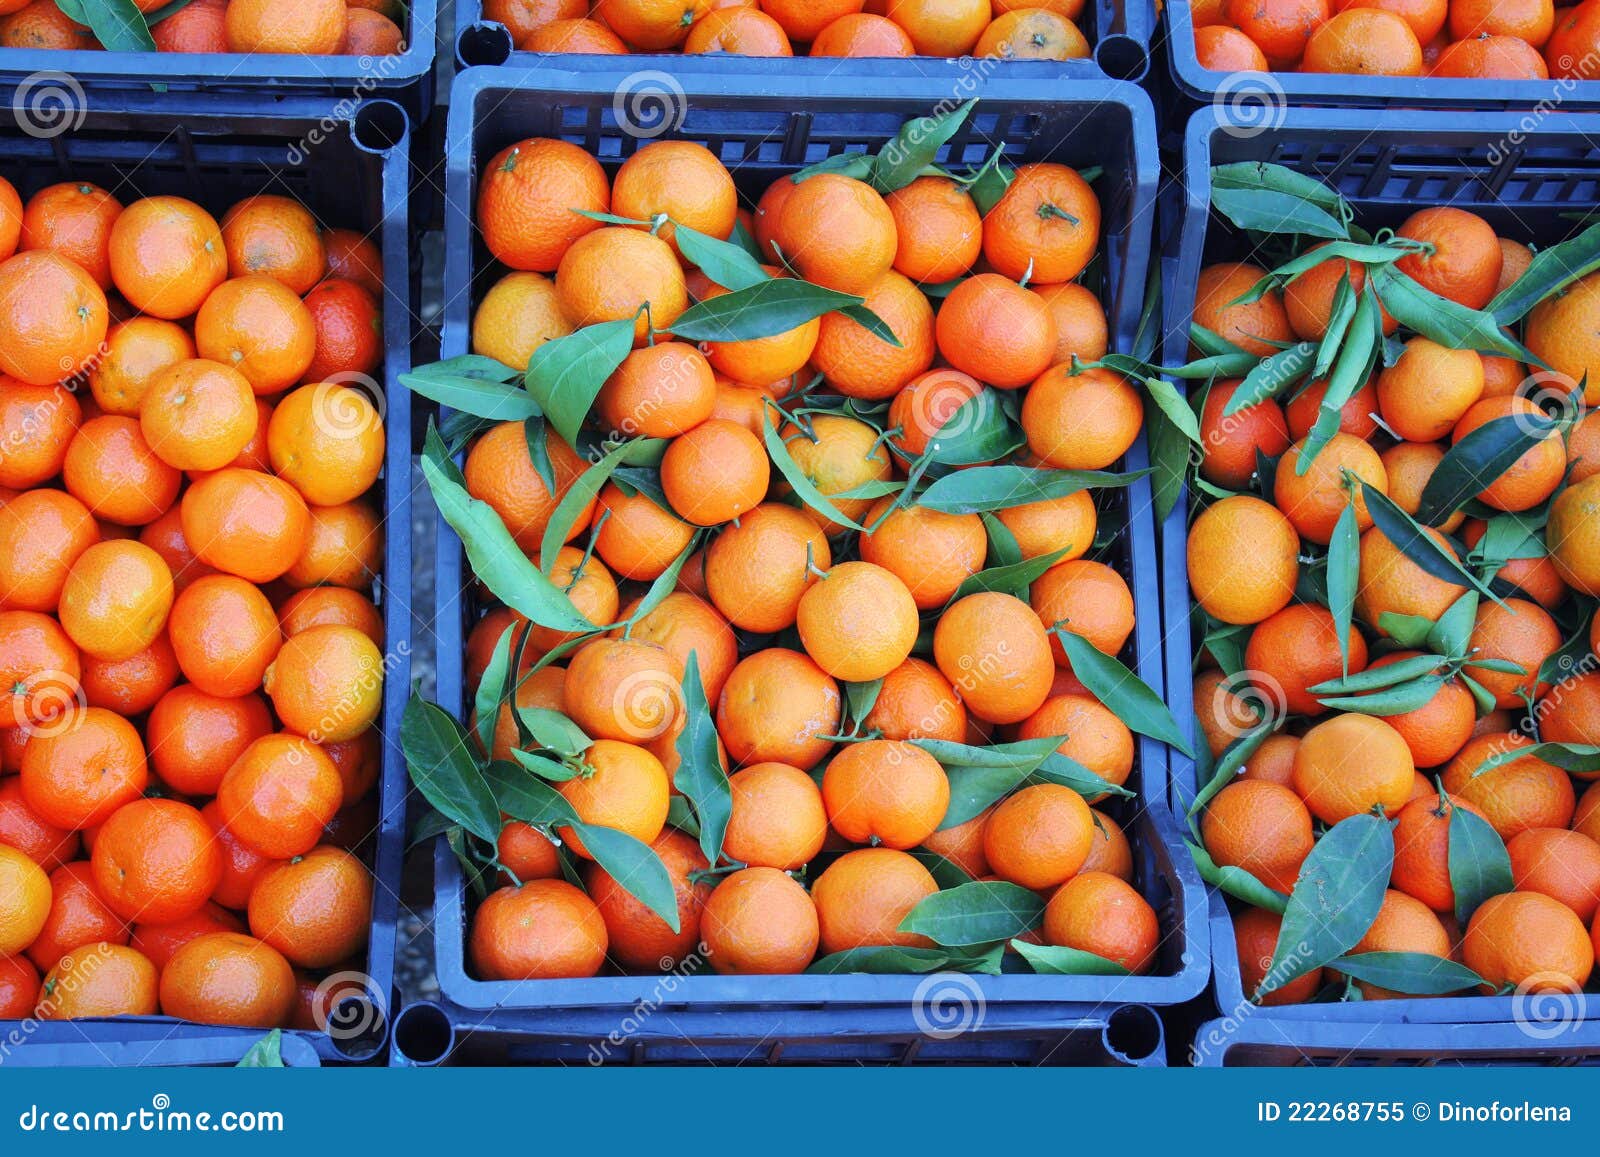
[1103, 1003, 1163, 1064]
[354, 100, 409, 155]
[392, 1001, 455, 1067]
[458, 21, 513, 68]
[1094, 34, 1149, 82]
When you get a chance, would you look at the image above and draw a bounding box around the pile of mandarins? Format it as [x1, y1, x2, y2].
[402, 106, 1179, 984]
[482, 0, 1092, 60]
[1191, 0, 1600, 81]
[1181, 178, 1600, 1004]
[0, 0, 405, 57]
[0, 176, 388, 1029]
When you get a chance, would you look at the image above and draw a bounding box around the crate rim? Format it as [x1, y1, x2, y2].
[0, 1, 437, 96]
[423, 66, 1209, 1020]
[1163, 101, 1600, 1029]
[452, 0, 1153, 82]
[0, 96, 413, 1067]
[1164, 0, 1600, 108]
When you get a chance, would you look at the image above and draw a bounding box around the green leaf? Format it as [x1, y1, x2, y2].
[673, 223, 769, 291]
[483, 759, 573, 822]
[1222, 342, 1317, 416]
[870, 100, 977, 194]
[1448, 801, 1513, 926]
[1211, 162, 1349, 218]
[1187, 841, 1288, 914]
[400, 360, 534, 419]
[1311, 274, 1357, 380]
[1032, 752, 1135, 800]
[1147, 398, 1192, 524]
[948, 547, 1067, 603]
[919, 388, 1024, 466]
[1209, 182, 1349, 240]
[1416, 413, 1561, 526]
[918, 465, 1148, 515]
[1367, 264, 1535, 362]
[1361, 482, 1496, 602]
[515, 705, 590, 758]
[1377, 611, 1435, 649]
[1262, 814, 1392, 995]
[1460, 671, 1498, 717]
[400, 693, 501, 845]
[1473, 512, 1548, 564]
[898, 881, 1044, 947]
[674, 653, 732, 868]
[1327, 503, 1360, 676]
[1539, 616, 1596, 687]
[1058, 631, 1195, 757]
[539, 439, 631, 573]
[763, 411, 865, 531]
[981, 511, 1023, 568]
[843, 678, 884, 726]
[567, 820, 681, 932]
[1187, 715, 1277, 832]
[1317, 675, 1445, 716]
[908, 849, 976, 891]
[524, 317, 636, 448]
[791, 152, 874, 184]
[918, 736, 1064, 828]
[523, 416, 556, 496]
[1300, 287, 1380, 469]
[807, 944, 1003, 975]
[144, 0, 198, 25]
[671, 280, 866, 343]
[1474, 741, 1600, 776]
[1488, 219, 1600, 325]
[1427, 591, 1479, 659]
[408, 808, 457, 851]
[1332, 951, 1481, 995]
[71, 0, 157, 51]
[421, 427, 599, 634]
[1010, 941, 1131, 976]
[472, 623, 515, 756]
[510, 749, 581, 782]
[236, 1029, 285, 1068]
[1309, 652, 1443, 695]
[1141, 374, 1203, 443]
[835, 304, 903, 347]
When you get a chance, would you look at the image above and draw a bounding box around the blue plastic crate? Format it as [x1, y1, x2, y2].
[455, 0, 1152, 81]
[1160, 104, 1600, 1030]
[412, 65, 1207, 1062]
[1163, 0, 1600, 108]
[0, 1, 437, 114]
[388, 998, 1169, 1066]
[0, 93, 413, 1067]
[1193, 1008, 1600, 1067]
